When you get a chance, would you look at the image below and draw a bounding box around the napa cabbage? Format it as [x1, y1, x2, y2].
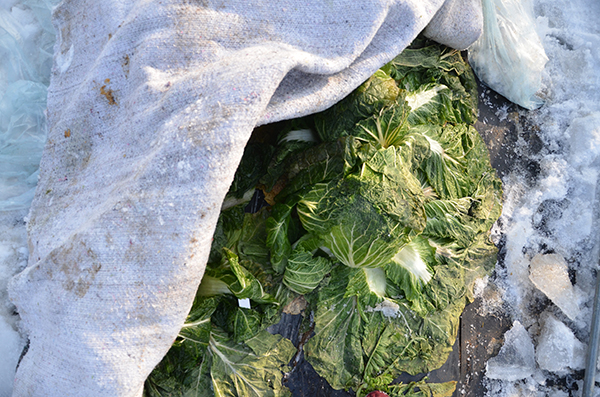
[146, 38, 501, 397]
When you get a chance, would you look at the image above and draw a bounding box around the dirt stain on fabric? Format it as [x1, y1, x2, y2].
[100, 79, 117, 105]
[122, 54, 130, 77]
[45, 239, 103, 298]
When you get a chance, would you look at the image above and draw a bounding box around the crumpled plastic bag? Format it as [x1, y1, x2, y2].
[468, 0, 548, 109]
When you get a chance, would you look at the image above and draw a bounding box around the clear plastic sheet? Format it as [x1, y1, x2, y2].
[0, 2, 56, 395]
[0, 0, 56, 212]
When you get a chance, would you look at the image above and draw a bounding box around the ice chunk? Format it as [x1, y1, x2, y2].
[484, 377, 541, 397]
[528, 253, 580, 321]
[548, 391, 569, 397]
[535, 314, 585, 375]
[486, 321, 536, 381]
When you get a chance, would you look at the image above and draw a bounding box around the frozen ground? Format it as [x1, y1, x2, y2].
[0, 0, 599, 396]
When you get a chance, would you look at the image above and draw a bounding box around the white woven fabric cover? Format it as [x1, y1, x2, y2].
[8, 0, 481, 395]
[424, 0, 483, 50]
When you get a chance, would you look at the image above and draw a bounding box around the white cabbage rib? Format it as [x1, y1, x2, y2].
[405, 85, 447, 111]
[392, 242, 432, 284]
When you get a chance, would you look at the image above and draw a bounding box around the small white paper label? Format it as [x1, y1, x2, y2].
[238, 298, 251, 309]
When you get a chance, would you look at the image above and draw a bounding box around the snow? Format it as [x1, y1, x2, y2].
[366, 298, 402, 318]
[0, 317, 24, 397]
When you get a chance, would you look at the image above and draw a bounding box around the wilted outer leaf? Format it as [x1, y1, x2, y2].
[297, 175, 425, 270]
[220, 248, 275, 304]
[283, 250, 333, 294]
[385, 379, 456, 397]
[315, 69, 400, 142]
[385, 236, 435, 314]
[305, 264, 467, 392]
[304, 266, 364, 390]
[208, 330, 296, 397]
[227, 143, 275, 199]
[147, 294, 295, 397]
[390, 43, 478, 125]
[423, 199, 477, 246]
[233, 210, 271, 265]
[272, 139, 348, 201]
[304, 228, 497, 389]
[353, 102, 410, 149]
[265, 202, 295, 274]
